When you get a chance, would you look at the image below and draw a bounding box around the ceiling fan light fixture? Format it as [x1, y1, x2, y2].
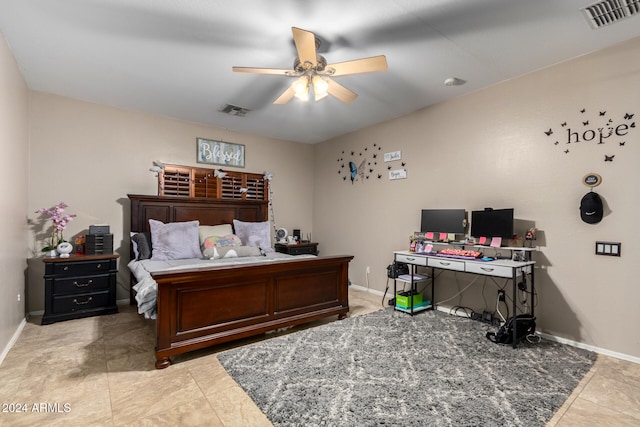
[312, 76, 329, 100]
[292, 76, 310, 101]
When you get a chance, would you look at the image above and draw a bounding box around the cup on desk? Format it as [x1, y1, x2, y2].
[287, 236, 296, 244]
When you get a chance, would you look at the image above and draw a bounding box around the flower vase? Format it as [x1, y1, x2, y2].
[56, 242, 74, 258]
[45, 249, 57, 258]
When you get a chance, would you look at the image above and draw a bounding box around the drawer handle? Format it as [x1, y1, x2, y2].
[440, 262, 451, 266]
[480, 267, 495, 272]
[406, 257, 415, 261]
[96, 264, 102, 269]
[73, 297, 93, 305]
[63, 266, 69, 271]
[74, 279, 93, 288]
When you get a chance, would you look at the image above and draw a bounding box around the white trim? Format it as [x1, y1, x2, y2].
[349, 287, 640, 364]
[537, 332, 640, 365]
[350, 283, 385, 296]
[0, 318, 27, 367]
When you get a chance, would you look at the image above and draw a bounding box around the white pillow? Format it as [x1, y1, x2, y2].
[149, 219, 202, 260]
[198, 224, 233, 247]
[232, 220, 274, 253]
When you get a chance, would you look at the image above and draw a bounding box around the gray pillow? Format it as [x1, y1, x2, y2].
[233, 220, 274, 253]
[131, 232, 152, 260]
[149, 219, 202, 260]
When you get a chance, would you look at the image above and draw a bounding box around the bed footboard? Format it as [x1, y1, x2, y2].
[152, 255, 352, 368]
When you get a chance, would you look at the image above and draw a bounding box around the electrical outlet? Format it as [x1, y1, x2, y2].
[17, 293, 21, 302]
[366, 266, 370, 274]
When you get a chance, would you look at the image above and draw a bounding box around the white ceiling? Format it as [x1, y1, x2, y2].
[1, 0, 639, 144]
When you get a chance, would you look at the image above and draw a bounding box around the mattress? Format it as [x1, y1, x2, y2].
[128, 252, 315, 319]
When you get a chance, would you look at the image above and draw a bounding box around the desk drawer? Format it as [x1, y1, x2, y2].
[427, 257, 465, 272]
[396, 253, 427, 266]
[465, 262, 513, 278]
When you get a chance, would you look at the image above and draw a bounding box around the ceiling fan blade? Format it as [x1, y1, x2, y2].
[232, 66, 295, 76]
[326, 55, 388, 77]
[273, 86, 295, 105]
[326, 79, 358, 104]
[292, 27, 317, 68]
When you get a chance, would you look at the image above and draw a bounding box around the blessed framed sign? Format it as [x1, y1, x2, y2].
[197, 138, 245, 168]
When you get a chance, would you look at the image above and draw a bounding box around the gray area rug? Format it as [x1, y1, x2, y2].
[218, 309, 596, 427]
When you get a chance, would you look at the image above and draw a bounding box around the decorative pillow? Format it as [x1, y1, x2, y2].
[198, 224, 233, 247]
[149, 219, 202, 261]
[202, 234, 242, 250]
[204, 245, 263, 259]
[131, 232, 152, 260]
[233, 220, 274, 253]
[130, 232, 140, 259]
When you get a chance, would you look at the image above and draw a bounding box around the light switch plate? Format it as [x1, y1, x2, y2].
[595, 241, 621, 256]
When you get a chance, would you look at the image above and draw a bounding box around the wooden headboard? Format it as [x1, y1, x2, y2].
[128, 194, 269, 233]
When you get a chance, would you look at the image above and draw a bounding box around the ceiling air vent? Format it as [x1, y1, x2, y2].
[582, 0, 640, 29]
[219, 104, 250, 117]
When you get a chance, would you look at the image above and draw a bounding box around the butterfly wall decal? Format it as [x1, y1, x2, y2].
[624, 113, 634, 120]
[604, 155, 615, 162]
[349, 160, 366, 184]
[544, 128, 553, 136]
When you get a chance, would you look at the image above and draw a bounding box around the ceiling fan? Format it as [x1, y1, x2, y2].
[232, 27, 388, 104]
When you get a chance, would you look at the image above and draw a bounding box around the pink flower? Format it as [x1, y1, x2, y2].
[35, 202, 76, 251]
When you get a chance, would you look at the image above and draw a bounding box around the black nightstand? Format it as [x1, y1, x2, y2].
[42, 253, 119, 325]
[274, 242, 318, 256]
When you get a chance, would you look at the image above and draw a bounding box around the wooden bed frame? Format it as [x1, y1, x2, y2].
[128, 194, 352, 368]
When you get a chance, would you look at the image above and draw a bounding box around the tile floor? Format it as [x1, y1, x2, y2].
[0, 288, 638, 426]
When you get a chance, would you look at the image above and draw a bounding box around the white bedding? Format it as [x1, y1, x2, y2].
[128, 252, 315, 319]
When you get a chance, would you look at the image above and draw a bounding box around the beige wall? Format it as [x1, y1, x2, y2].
[6, 30, 639, 362]
[26, 92, 315, 311]
[314, 37, 640, 359]
[0, 33, 29, 356]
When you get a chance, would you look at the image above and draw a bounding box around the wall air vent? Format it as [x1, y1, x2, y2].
[219, 104, 250, 117]
[582, 0, 640, 29]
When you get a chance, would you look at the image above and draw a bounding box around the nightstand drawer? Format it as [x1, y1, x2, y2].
[53, 274, 110, 295]
[52, 290, 111, 314]
[287, 245, 317, 255]
[52, 259, 112, 276]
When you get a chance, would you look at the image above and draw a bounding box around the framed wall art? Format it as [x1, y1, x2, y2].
[197, 138, 245, 168]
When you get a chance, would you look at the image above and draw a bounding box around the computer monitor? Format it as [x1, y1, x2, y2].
[420, 209, 466, 234]
[470, 208, 514, 240]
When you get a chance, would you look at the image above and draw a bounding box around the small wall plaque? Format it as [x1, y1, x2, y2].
[582, 173, 602, 188]
[384, 151, 402, 162]
[389, 169, 407, 180]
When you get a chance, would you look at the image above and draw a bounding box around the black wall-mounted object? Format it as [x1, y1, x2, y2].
[580, 192, 603, 224]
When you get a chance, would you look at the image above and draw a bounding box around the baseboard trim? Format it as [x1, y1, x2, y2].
[350, 285, 640, 364]
[0, 318, 27, 367]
